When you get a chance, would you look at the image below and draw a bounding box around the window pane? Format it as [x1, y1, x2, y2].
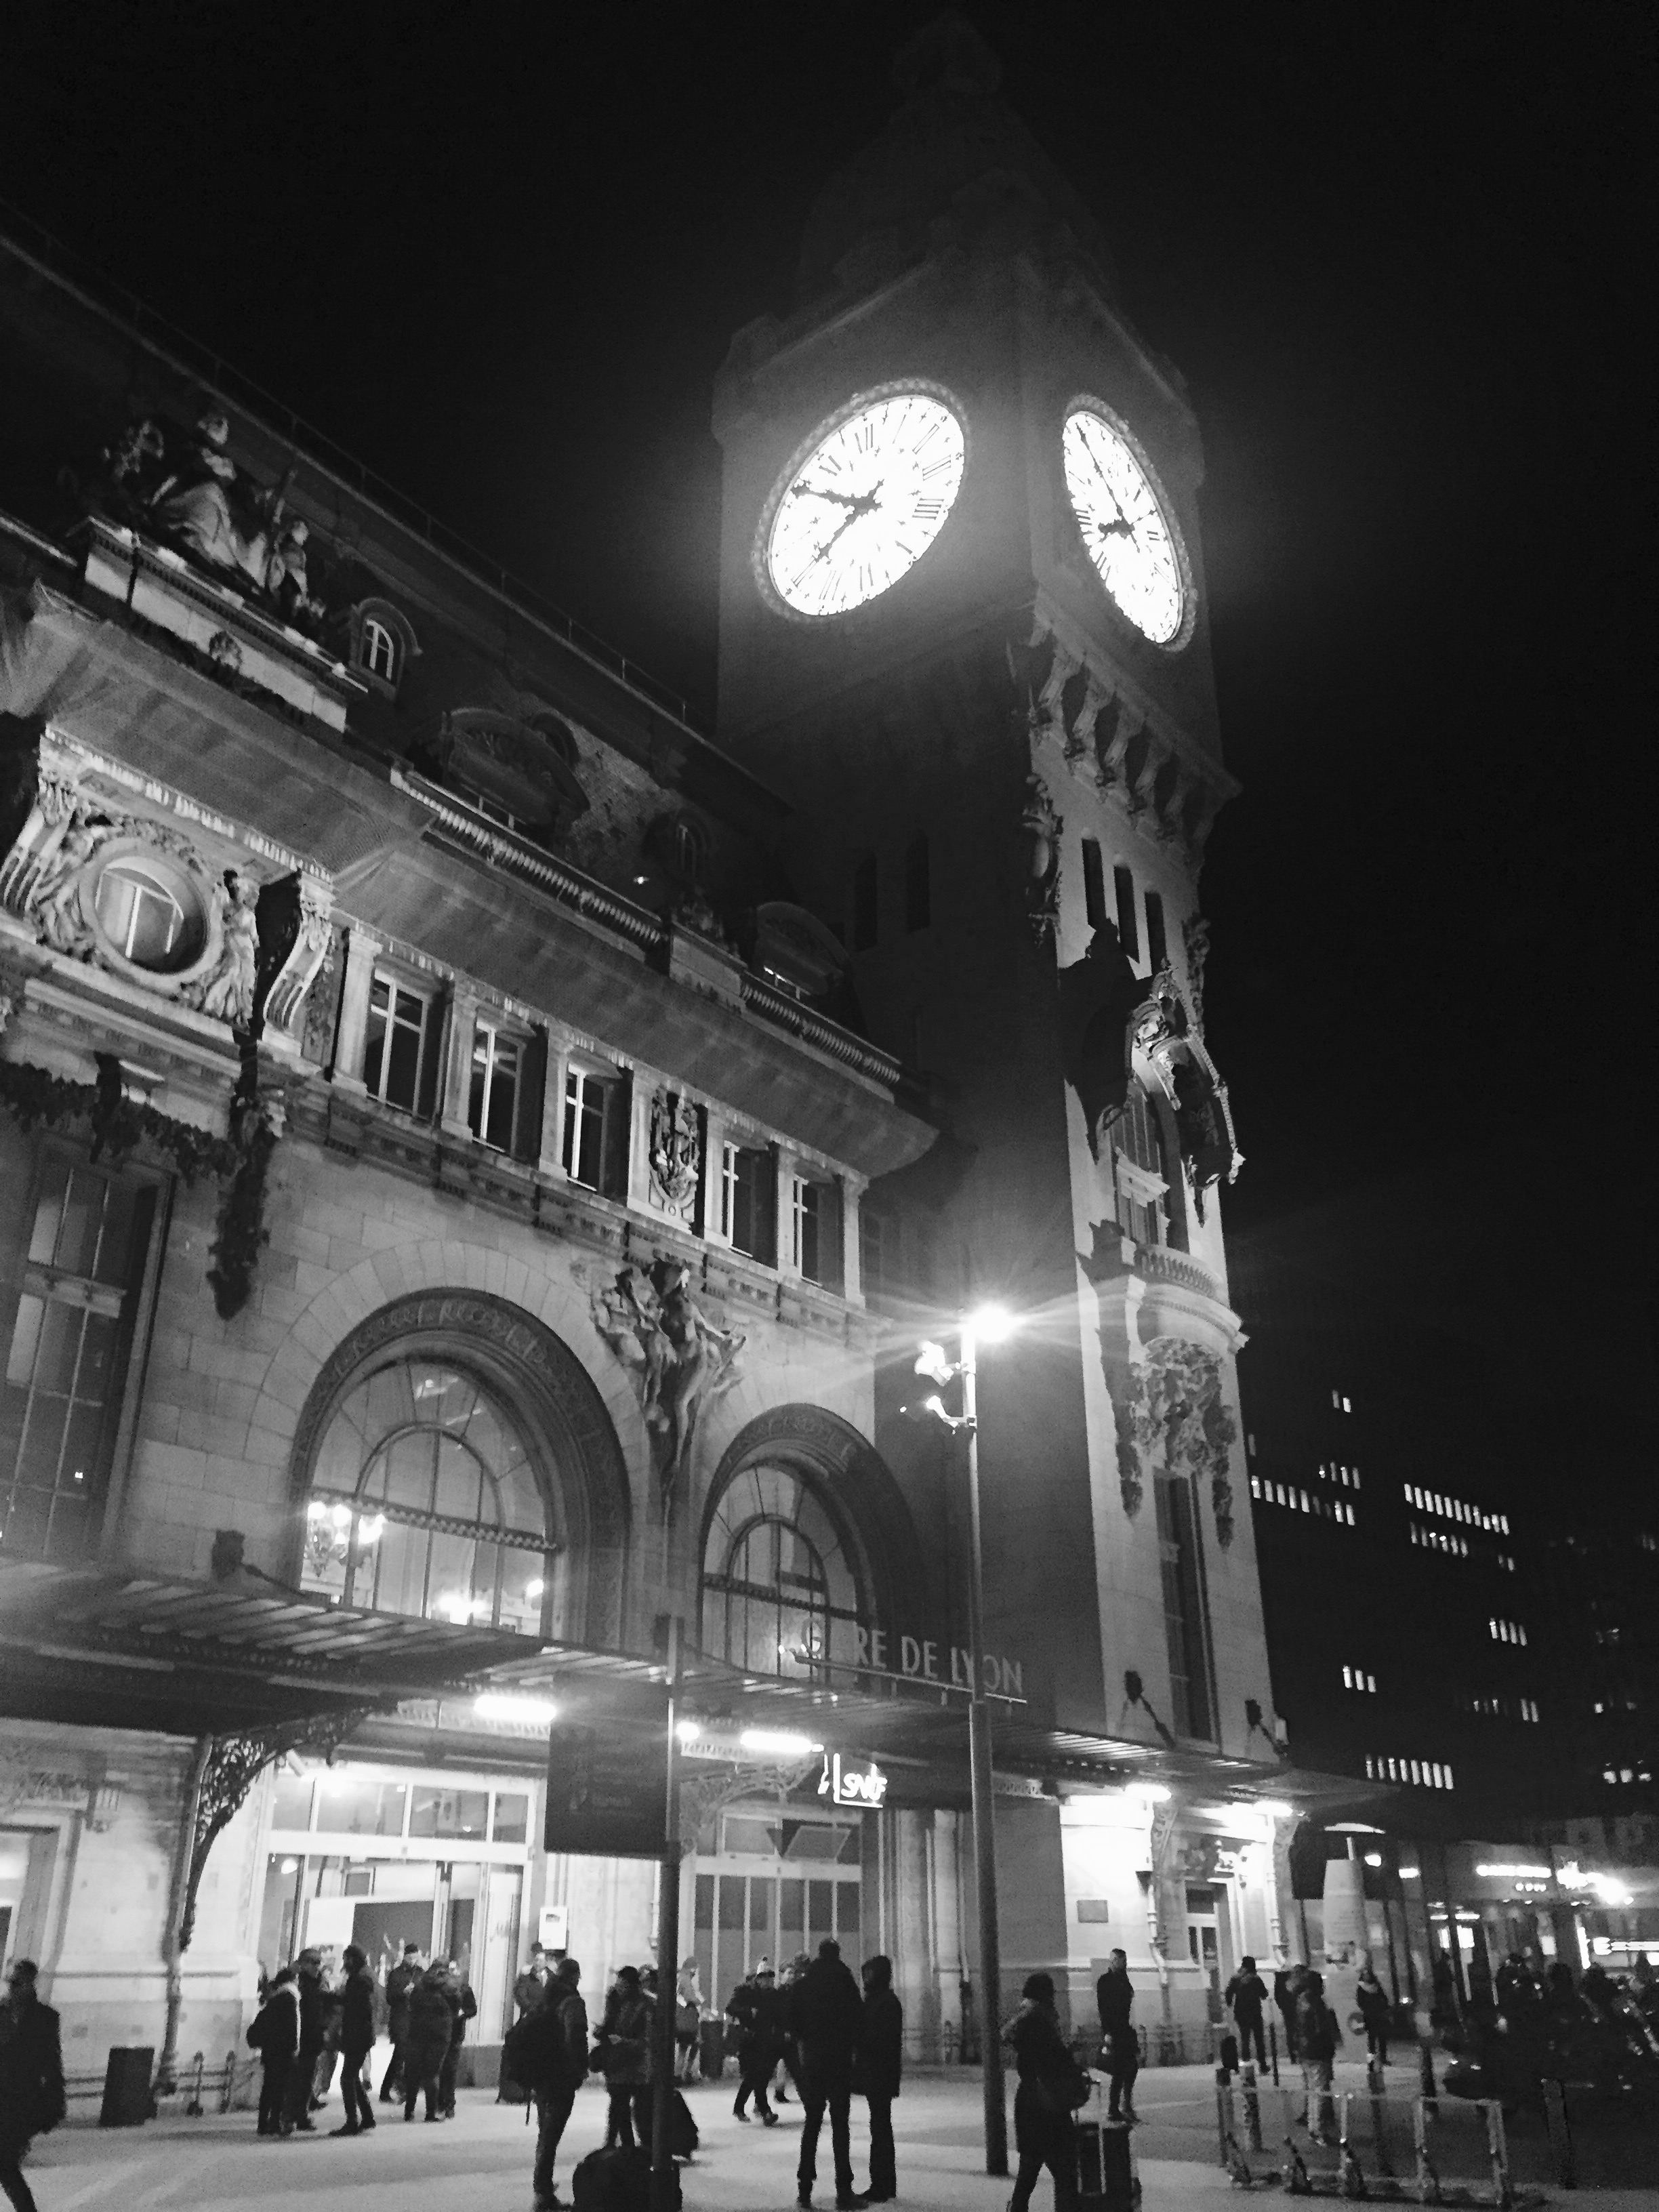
[492, 1792, 529, 1845]
[749, 1877, 775, 1934]
[485, 1042, 518, 1151]
[838, 1883, 859, 1935]
[32, 1303, 81, 1397]
[695, 1874, 715, 1932]
[26, 1159, 68, 1267]
[269, 1770, 313, 1829]
[5, 1295, 44, 1390]
[15, 1395, 68, 1490]
[497, 1545, 545, 1637]
[384, 1007, 422, 1110]
[718, 1877, 744, 1932]
[779, 1879, 804, 1934]
[808, 1881, 834, 1941]
[315, 1774, 405, 1837]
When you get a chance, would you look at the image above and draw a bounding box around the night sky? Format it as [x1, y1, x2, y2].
[4, 5, 1653, 1424]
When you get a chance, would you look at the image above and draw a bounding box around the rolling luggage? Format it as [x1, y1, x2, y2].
[668, 2087, 699, 2159]
[571, 2144, 680, 2211]
[697, 2015, 725, 2080]
[1071, 2082, 1136, 2210]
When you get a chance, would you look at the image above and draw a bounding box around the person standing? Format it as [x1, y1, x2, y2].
[731, 1961, 783, 2124]
[249, 1967, 300, 2137]
[1004, 1971, 1084, 2212]
[380, 1942, 423, 2103]
[525, 1958, 589, 2212]
[1096, 1948, 1139, 2123]
[1274, 1965, 1302, 2063]
[674, 1957, 703, 2085]
[285, 1949, 328, 2132]
[514, 1944, 550, 2022]
[596, 1965, 653, 2150]
[438, 1959, 477, 2118]
[331, 1944, 378, 2135]
[855, 1954, 902, 2205]
[1224, 1955, 1269, 2068]
[1294, 1969, 1340, 2144]
[0, 1962, 64, 2212]
[787, 1937, 868, 2212]
[403, 1961, 456, 2123]
[1355, 1965, 1391, 2068]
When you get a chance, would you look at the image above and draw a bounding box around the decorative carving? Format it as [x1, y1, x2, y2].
[262, 874, 335, 1041]
[679, 1757, 819, 1849]
[300, 920, 343, 1065]
[1128, 970, 1243, 1201]
[1111, 1385, 1143, 1519]
[181, 872, 261, 1027]
[1019, 775, 1062, 946]
[590, 1258, 743, 1498]
[1126, 1335, 1239, 1549]
[1181, 914, 1211, 1033]
[648, 1089, 701, 1212]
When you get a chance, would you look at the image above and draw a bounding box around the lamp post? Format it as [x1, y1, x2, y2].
[909, 1304, 1014, 2177]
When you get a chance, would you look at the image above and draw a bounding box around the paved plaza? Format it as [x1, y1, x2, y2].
[14, 2061, 1654, 2211]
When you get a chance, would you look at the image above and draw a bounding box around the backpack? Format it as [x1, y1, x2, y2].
[572, 2144, 678, 2211]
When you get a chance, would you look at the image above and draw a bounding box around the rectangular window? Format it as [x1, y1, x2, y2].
[363, 974, 433, 1112]
[1113, 865, 1139, 958]
[1, 1153, 159, 1561]
[1155, 1471, 1212, 1740]
[859, 1207, 886, 1296]
[562, 1065, 619, 1191]
[1144, 889, 1167, 972]
[792, 1176, 822, 1283]
[468, 1019, 522, 1151]
[721, 1142, 773, 1263]
[1082, 838, 1107, 932]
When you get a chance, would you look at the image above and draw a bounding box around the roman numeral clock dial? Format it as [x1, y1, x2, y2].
[759, 386, 966, 618]
[1061, 401, 1193, 649]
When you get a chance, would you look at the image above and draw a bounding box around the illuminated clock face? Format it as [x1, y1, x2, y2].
[761, 387, 966, 618]
[1061, 403, 1190, 647]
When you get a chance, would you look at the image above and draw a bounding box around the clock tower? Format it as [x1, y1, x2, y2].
[713, 13, 1277, 1992]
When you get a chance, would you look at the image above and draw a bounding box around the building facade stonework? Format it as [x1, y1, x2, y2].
[0, 33, 1328, 2099]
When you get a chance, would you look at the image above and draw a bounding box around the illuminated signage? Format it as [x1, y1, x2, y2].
[1475, 1862, 1551, 1880]
[819, 1753, 888, 1811]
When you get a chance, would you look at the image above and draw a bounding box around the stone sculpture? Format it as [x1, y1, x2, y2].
[590, 1256, 744, 1496]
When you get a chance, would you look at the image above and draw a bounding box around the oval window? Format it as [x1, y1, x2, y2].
[94, 857, 204, 972]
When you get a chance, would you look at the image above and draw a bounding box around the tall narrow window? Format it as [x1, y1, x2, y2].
[1082, 838, 1107, 933]
[1113, 865, 1139, 959]
[1145, 890, 1167, 972]
[562, 1066, 615, 1191]
[721, 1143, 773, 1263]
[468, 1020, 522, 1152]
[859, 1208, 887, 1296]
[1155, 1471, 1213, 1739]
[851, 853, 878, 951]
[363, 975, 434, 1113]
[791, 1177, 823, 1282]
[1, 1155, 159, 1561]
[903, 834, 930, 933]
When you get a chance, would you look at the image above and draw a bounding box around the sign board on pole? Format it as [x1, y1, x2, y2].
[538, 1904, 569, 1952]
[544, 1685, 669, 1860]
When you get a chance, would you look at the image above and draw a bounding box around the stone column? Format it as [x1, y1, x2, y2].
[331, 926, 382, 1091]
[775, 1149, 800, 1279]
[840, 1172, 866, 1304]
[933, 1807, 966, 2060]
[538, 1037, 571, 1180]
[439, 988, 479, 1137]
[893, 1807, 937, 2062]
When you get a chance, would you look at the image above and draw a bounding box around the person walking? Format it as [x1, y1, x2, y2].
[595, 1965, 653, 2150]
[1355, 1965, 1391, 2068]
[249, 1967, 300, 2137]
[525, 1957, 588, 2211]
[0, 1962, 64, 2212]
[331, 1943, 378, 2135]
[1224, 1955, 1269, 2068]
[438, 1959, 477, 2118]
[403, 1961, 455, 2123]
[855, 1954, 902, 2205]
[1293, 1969, 1340, 2144]
[1096, 1948, 1139, 2123]
[674, 1957, 703, 2085]
[1004, 1971, 1086, 2212]
[380, 1942, 422, 2104]
[731, 1960, 783, 2124]
[1274, 1965, 1301, 2063]
[787, 1936, 868, 2212]
[285, 1948, 328, 2132]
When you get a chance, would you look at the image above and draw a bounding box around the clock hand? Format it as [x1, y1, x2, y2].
[793, 482, 866, 509]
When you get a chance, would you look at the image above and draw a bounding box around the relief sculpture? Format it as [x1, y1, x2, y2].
[590, 1256, 744, 1502]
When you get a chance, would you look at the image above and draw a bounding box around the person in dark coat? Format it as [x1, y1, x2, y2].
[380, 1942, 424, 2102]
[0, 1961, 64, 2212]
[855, 1954, 903, 2205]
[514, 1944, 550, 2021]
[595, 1966, 653, 2151]
[438, 1960, 478, 2117]
[249, 1967, 300, 2137]
[787, 1937, 868, 2211]
[1004, 1971, 1083, 2211]
[331, 1943, 379, 2134]
[1293, 1969, 1339, 2144]
[404, 1962, 457, 2122]
[521, 1958, 588, 2211]
[285, 1949, 328, 2131]
[733, 1961, 785, 2124]
[1224, 1955, 1269, 2068]
[1355, 1965, 1391, 2068]
[1274, 1965, 1302, 2062]
[1096, 1948, 1139, 2123]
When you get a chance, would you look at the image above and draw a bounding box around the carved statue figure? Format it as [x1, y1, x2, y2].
[184, 874, 260, 1027]
[649, 1090, 701, 1210]
[590, 1256, 744, 1494]
[1019, 774, 1063, 945]
[149, 411, 300, 602]
[31, 824, 106, 954]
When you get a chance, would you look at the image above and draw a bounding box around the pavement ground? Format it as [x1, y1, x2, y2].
[17, 2060, 1655, 2211]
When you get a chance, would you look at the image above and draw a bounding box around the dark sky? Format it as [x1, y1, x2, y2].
[4, 4, 1654, 1357]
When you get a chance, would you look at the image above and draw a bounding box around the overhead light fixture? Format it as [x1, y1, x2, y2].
[474, 1692, 557, 1725]
[739, 1728, 823, 1757]
[1364, 1852, 1382, 1867]
[1475, 1862, 1551, 1881]
[1398, 1866, 1421, 1881]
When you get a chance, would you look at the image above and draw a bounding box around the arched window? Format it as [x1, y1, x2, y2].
[361, 617, 398, 684]
[299, 1357, 553, 1634]
[701, 1462, 865, 1678]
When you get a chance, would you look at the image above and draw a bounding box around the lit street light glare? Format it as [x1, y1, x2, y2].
[965, 1303, 1015, 1344]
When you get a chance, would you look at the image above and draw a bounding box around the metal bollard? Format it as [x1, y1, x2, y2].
[1481, 2100, 1513, 2211]
[1338, 2093, 1368, 2198]
[1367, 2058, 1394, 2178]
[1269, 2017, 1282, 2087]
[1540, 2076, 1575, 2190]
[1416, 2034, 1438, 2117]
[1242, 2060, 1263, 2151]
[219, 2049, 239, 2114]
[1216, 2070, 1236, 2170]
[1412, 2096, 1442, 2205]
[184, 2049, 205, 2118]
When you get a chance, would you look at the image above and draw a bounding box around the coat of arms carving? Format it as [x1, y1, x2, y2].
[648, 1088, 701, 1212]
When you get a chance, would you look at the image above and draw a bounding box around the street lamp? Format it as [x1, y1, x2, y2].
[903, 1302, 1015, 2177]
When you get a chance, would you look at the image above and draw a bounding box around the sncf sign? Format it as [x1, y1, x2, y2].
[819, 1753, 888, 1811]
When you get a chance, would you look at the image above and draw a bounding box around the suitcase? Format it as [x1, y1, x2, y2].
[668, 2087, 699, 2160]
[1072, 2085, 1136, 2209]
[571, 2144, 680, 2211]
[698, 2016, 725, 2081]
